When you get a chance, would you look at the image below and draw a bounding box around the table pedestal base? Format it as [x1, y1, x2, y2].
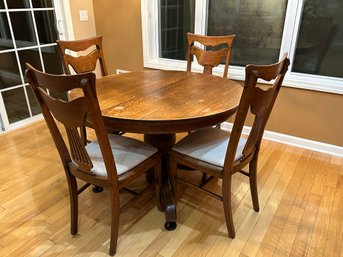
[144, 133, 177, 231]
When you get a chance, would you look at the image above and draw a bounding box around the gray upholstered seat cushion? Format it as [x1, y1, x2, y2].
[85, 134, 157, 176]
[172, 127, 247, 167]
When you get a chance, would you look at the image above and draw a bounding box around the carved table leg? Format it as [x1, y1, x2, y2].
[144, 133, 177, 231]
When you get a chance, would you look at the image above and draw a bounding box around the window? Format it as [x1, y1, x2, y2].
[207, 0, 287, 66]
[141, 0, 343, 94]
[292, 0, 342, 78]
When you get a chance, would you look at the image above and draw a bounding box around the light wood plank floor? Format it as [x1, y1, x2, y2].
[0, 121, 342, 257]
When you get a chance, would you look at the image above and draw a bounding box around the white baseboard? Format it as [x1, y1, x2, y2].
[116, 69, 131, 74]
[221, 122, 343, 157]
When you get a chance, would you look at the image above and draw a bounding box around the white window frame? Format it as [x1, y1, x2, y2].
[141, 0, 343, 94]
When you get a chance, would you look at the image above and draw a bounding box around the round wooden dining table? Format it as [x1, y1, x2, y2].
[94, 70, 243, 230]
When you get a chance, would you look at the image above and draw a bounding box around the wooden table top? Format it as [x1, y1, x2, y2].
[93, 70, 242, 134]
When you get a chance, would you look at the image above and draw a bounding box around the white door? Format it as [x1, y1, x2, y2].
[0, 0, 69, 131]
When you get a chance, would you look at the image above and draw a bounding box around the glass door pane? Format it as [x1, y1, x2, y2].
[2, 87, 30, 123]
[41, 45, 64, 74]
[34, 10, 58, 44]
[32, 0, 53, 8]
[9, 11, 37, 48]
[0, 12, 14, 50]
[7, 0, 30, 9]
[0, 52, 21, 88]
[18, 48, 42, 82]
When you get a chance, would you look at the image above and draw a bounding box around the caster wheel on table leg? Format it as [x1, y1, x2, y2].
[164, 221, 177, 231]
[92, 186, 103, 193]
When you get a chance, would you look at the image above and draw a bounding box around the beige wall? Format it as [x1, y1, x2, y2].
[269, 87, 343, 146]
[67, 0, 103, 76]
[92, 0, 143, 75]
[91, 0, 343, 147]
[68, 0, 96, 39]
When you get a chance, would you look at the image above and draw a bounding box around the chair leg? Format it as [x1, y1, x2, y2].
[66, 174, 78, 235]
[222, 175, 235, 238]
[92, 185, 104, 193]
[201, 173, 208, 184]
[154, 160, 163, 211]
[109, 187, 120, 256]
[249, 155, 260, 212]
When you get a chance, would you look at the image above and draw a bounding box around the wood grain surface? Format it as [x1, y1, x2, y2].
[91, 70, 242, 133]
[1, 121, 342, 256]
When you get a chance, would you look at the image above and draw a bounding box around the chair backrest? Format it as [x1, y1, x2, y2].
[186, 32, 235, 78]
[225, 54, 290, 168]
[25, 64, 117, 183]
[56, 35, 108, 76]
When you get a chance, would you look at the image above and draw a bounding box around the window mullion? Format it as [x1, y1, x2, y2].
[153, 0, 160, 61]
[192, 0, 208, 70]
[141, 0, 159, 65]
[281, 0, 305, 69]
[194, 0, 207, 35]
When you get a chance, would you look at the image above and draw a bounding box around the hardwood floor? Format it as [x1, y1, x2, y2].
[0, 120, 342, 256]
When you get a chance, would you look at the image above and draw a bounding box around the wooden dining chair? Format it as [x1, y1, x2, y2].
[57, 35, 124, 144]
[56, 35, 108, 76]
[25, 64, 162, 256]
[186, 32, 235, 78]
[169, 54, 290, 238]
[187, 32, 235, 130]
